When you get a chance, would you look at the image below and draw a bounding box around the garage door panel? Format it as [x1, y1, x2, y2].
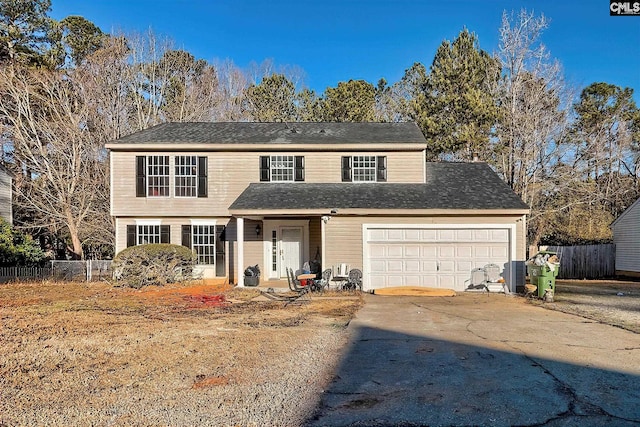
[439, 260, 456, 273]
[456, 245, 473, 258]
[422, 261, 438, 273]
[370, 245, 386, 258]
[404, 245, 421, 258]
[491, 229, 509, 241]
[387, 245, 403, 258]
[421, 246, 438, 258]
[439, 246, 455, 258]
[387, 260, 404, 272]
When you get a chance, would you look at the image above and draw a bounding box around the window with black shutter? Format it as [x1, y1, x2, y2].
[136, 156, 146, 197]
[376, 156, 387, 182]
[126, 225, 136, 247]
[260, 156, 270, 181]
[182, 225, 192, 248]
[160, 225, 170, 243]
[294, 156, 305, 181]
[341, 156, 352, 182]
[197, 156, 208, 197]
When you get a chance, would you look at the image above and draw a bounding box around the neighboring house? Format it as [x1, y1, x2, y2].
[611, 197, 640, 277]
[106, 122, 529, 292]
[0, 164, 13, 225]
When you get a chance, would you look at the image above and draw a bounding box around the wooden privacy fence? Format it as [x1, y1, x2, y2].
[539, 244, 615, 279]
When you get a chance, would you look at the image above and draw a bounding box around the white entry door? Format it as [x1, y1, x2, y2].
[280, 227, 303, 277]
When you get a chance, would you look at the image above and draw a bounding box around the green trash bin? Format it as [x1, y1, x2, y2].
[527, 251, 560, 298]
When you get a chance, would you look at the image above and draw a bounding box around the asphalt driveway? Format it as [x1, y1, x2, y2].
[306, 293, 640, 427]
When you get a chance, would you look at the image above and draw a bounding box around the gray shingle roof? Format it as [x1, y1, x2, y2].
[229, 162, 529, 211]
[110, 122, 426, 145]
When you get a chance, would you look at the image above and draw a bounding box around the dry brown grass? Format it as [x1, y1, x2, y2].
[0, 280, 362, 426]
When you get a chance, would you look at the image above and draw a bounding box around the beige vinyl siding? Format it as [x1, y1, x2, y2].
[0, 169, 11, 224]
[613, 201, 640, 273]
[110, 150, 426, 216]
[323, 215, 527, 286]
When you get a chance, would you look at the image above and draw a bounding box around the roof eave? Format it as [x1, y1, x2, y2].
[228, 208, 531, 216]
[105, 142, 427, 151]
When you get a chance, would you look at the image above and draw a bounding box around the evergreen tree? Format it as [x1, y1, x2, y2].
[421, 29, 500, 159]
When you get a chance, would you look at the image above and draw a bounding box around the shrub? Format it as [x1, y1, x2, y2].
[0, 219, 46, 266]
[111, 244, 196, 289]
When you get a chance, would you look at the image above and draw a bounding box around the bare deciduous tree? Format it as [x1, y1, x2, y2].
[0, 65, 110, 258]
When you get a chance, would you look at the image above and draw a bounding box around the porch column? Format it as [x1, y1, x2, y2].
[237, 217, 244, 287]
[321, 216, 328, 272]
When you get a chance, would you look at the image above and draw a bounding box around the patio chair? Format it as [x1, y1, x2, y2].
[343, 268, 363, 291]
[483, 263, 507, 293]
[287, 267, 310, 293]
[464, 267, 489, 292]
[258, 268, 310, 306]
[311, 268, 332, 292]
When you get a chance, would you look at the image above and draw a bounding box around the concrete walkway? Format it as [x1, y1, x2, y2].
[306, 293, 640, 426]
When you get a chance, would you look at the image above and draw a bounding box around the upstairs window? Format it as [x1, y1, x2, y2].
[147, 155, 170, 196]
[136, 156, 207, 197]
[175, 156, 197, 197]
[260, 156, 304, 182]
[342, 156, 387, 182]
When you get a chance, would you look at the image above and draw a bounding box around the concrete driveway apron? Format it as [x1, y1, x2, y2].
[306, 293, 640, 427]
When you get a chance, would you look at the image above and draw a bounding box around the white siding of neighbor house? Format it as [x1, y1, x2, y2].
[612, 198, 640, 273]
[0, 168, 12, 225]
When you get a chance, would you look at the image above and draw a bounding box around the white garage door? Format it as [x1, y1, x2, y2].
[365, 227, 511, 292]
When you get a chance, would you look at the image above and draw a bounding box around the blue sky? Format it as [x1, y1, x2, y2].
[50, 0, 639, 98]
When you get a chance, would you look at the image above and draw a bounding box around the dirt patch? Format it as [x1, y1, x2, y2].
[0, 280, 362, 426]
[528, 280, 640, 334]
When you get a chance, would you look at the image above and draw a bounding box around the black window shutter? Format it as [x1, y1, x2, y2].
[126, 225, 136, 247]
[259, 156, 270, 181]
[136, 156, 146, 197]
[377, 156, 387, 182]
[197, 156, 208, 197]
[182, 225, 192, 248]
[341, 156, 352, 182]
[160, 225, 170, 243]
[294, 156, 305, 182]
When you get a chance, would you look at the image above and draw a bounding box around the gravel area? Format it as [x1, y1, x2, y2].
[0, 282, 361, 426]
[528, 279, 640, 334]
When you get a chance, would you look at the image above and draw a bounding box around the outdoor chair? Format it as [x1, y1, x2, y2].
[311, 268, 332, 292]
[258, 268, 310, 306]
[343, 268, 362, 291]
[465, 267, 489, 292]
[483, 263, 507, 293]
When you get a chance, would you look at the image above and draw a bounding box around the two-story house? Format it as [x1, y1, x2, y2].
[0, 164, 13, 225]
[106, 122, 529, 292]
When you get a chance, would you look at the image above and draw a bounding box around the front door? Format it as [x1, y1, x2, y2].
[280, 227, 303, 277]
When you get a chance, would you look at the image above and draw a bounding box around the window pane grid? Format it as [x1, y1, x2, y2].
[175, 156, 197, 197]
[147, 156, 169, 196]
[352, 156, 377, 182]
[270, 155, 294, 182]
[137, 225, 161, 245]
[192, 225, 216, 265]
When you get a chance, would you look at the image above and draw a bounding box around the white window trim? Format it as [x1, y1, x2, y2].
[135, 219, 162, 226]
[270, 155, 295, 182]
[351, 155, 378, 182]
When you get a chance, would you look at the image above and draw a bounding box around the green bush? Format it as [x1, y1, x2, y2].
[0, 219, 46, 266]
[111, 244, 196, 289]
